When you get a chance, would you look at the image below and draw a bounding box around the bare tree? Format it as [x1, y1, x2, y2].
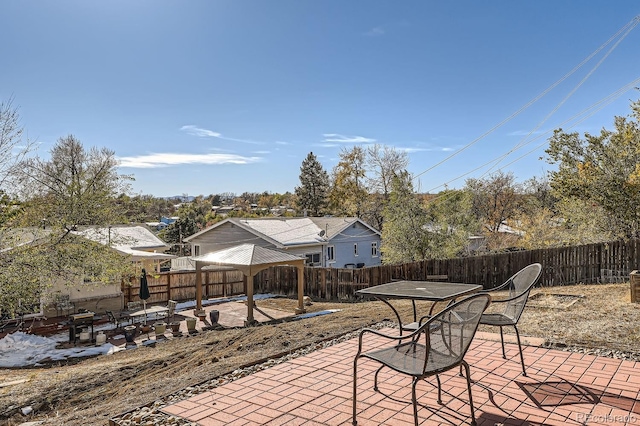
[0, 97, 35, 193]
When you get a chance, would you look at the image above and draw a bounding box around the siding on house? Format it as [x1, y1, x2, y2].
[325, 220, 380, 268]
[185, 217, 382, 268]
[190, 221, 276, 254]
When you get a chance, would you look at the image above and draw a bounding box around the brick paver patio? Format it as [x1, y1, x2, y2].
[162, 330, 640, 425]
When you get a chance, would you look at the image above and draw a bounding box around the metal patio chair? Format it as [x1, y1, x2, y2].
[478, 263, 542, 376]
[157, 300, 177, 321]
[352, 293, 491, 426]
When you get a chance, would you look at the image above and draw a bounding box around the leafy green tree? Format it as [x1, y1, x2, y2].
[546, 99, 640, 238]
[329, 146, 368, 217]
[295, 152, 329, 216]
[115, 194, 175, 223]
[381, 171, 431, 263]
[161, 217, 199, 255]
[424, 189, 480, 257]
[175, 196, 213, 229]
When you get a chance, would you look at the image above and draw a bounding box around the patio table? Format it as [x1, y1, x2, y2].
[127, 305, 169, 323]
[356, 280, 483, 334]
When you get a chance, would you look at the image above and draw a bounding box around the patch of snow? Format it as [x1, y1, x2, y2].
[0, 332, 123, 368]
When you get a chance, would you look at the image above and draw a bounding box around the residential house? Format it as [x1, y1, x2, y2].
[182, 217, 382, 269]
[55, 225, 175, 315]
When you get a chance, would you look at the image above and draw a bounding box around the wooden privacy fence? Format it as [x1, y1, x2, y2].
[124, 239, 640, 305]
[123, 269, 246, 306]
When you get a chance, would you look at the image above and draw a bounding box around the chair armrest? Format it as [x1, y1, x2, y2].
[480, 280, 512, 293]
[357, 319, 436, 352]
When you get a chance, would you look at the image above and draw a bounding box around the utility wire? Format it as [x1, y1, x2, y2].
[412, 15, 640, 181]
[425, 76, 640, 200]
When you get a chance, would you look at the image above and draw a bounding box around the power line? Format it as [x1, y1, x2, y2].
[425, 75, 640, 200]
[412, 15, 639, 181]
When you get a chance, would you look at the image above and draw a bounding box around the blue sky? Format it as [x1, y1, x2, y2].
[2, 1, 640, 198]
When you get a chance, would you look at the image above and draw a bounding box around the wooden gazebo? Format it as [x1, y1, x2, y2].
[190, 244, 306, 325]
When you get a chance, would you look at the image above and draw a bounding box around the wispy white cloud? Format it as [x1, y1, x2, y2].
[364, 21, 409, 37]
[394, 144, 455, 153]
[118, 153, 262, 169]
[364, 26, 385, 37]
[180, 125, 264, 145]
[275, 141, 290, 145]
[252, 150, 271, 154]
[322, 133, 376, 144]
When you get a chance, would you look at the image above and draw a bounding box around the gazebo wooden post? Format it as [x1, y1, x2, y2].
[245, 275, 256, 326]
[295, 263, 305, 314]
[195, 261, 203, 312]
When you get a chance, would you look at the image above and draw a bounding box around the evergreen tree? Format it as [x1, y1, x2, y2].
[295, 152, 329, 216]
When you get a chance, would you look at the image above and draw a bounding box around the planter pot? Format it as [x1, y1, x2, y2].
[140, 324, 151, 334]
[123, 325, 137, 343]
[186, 317, 197, 332]
[169, 321, 181, 333]
[154, 322, 166, 335]
[209, 310, 220, 324]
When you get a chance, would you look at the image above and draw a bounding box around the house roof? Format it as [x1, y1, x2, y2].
[184, 217, 380, 248]
[73, 225, 175, 260]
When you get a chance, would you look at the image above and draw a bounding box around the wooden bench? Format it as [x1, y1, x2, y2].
[425, 275, 449, 281]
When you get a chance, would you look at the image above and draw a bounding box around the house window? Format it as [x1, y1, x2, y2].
[327, 246, 335, 262]
[371, 242, 378, 257]
[354, 243, 358, 256]
[193, 245, 201, 256]
[305, 253, 321, 266]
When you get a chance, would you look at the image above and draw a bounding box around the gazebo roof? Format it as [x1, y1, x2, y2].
[190, 243, 305, 276]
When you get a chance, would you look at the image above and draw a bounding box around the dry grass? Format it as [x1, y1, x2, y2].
[1, 282, 639, 425]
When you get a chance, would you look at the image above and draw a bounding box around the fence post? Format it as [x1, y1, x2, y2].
[630, 270, 640, 303]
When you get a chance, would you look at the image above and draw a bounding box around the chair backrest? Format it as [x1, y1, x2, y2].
[127, 301, 142, 311]
[56, 294, 73, 307]
[422, 293, 491, 373]
[503, 263, 542, 322]
[167, 300, 177, 316]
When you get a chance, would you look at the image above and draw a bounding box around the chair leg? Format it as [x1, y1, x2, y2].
[436, 374, 442, 404]
[352, 356, 358, 426]
[461, 361, 477, 426]
[499, 326, 506, 359]
[513, 325, 527, 376]
[373, 365, 385, 391]
[411, 377, 419, 426]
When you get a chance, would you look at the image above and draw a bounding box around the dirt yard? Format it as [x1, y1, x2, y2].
[1, 282, 639, 425]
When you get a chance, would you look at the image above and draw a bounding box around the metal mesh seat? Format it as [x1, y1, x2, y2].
[352, 293, 491, 426]
[479, 263, 542, 376]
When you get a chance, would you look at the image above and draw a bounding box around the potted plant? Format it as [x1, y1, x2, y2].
[169, 321, 181, 335]
[123, 325, 137, 343]
[154, 321, 166, 335]
[186, 317, 197, 333]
